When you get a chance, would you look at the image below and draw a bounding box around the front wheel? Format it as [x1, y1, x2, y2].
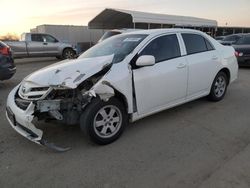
[80, 98, 128, 145]
[208, 71, 228, 102]
[62, 48, 75, 59]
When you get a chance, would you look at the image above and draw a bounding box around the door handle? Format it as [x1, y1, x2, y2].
[43, 42, 48, 45]
[212, 56, 218, 60]
[177, 63, 186, 69]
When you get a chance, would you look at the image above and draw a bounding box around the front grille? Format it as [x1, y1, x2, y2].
[18, 85, 52, 100]
[27, 95, 43, 99]
[30, 87, 49, 92]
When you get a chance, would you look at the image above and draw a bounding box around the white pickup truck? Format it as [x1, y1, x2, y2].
[6, 33, 76, 59]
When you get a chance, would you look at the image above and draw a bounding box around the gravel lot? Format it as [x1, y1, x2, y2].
[1, 58, 250, 188]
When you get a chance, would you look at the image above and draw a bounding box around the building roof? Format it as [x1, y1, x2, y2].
[88, 8, 218, 29]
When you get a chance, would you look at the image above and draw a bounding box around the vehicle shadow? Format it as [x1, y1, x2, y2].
[126, 97, 209, 133]
[34, 97, 210, 153]
[239, 66, 250, 69]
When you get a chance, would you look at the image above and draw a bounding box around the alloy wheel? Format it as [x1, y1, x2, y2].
[93, 105, 122, 138]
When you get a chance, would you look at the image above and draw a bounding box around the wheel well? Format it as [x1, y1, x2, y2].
[114, 90, 128, 113]
[219, 68, 231, 85]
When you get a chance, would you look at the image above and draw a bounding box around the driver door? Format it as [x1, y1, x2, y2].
[42, 34, 60, 56]
[132, 34, 188, 115]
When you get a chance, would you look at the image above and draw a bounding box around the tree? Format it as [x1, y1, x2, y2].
[0, 33, 19, 41]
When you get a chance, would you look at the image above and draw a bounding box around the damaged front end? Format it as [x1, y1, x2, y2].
[6, 56, 116, 151]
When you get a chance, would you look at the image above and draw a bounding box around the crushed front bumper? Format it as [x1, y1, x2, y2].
[6, 85, 43, 144]
[6, 85, 70, 152]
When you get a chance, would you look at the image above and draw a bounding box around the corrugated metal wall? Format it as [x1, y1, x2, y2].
[31, 25, 105, 45]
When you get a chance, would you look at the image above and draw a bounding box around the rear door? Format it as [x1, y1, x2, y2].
[133, 34, 188, 115]
[181, 33, 220, 99]
[27, 34, 45, 57]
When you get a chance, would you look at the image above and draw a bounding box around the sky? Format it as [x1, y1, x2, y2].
[1, 0, 250, 36]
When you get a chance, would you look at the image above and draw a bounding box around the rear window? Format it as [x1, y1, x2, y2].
[31, 34, 43, 42]
[205, 39, 214, 51]
[236, 35, 250, 45]
[222, 35, 241, 42]
[182, 33, 214, 55]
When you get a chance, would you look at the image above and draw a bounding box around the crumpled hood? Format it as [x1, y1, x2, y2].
[24, 55, 114, 89]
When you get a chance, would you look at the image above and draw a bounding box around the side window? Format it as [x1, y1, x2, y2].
[205, 38, 214, 51]
[139, 34, 181, 63]
[182, 33, 211, 55]
[43, 35, 58, 43]
[31, 34, 43, 42]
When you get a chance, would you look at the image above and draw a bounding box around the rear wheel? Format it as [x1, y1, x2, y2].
[208, 71, 228, 101]
[80, 97, 128, 145]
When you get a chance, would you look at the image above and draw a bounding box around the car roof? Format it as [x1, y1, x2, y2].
[110, 29, 144, 33]
[225, 33, 246, 37]
[122, 28, 206, 36]
[241, 33, 250, 37]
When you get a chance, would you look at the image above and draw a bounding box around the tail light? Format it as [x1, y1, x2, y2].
[235, 51, 239, 57]
[235, 51, 243, 57]
[0, 46, 11, 55]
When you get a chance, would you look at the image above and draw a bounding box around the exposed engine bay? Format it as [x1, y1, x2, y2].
[20, 63, 113, 126]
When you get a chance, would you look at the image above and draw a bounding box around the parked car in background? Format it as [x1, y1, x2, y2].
[220, 34, 244, 46]
[98, 29, 142, 42]
[215, 35, 226, 43]
[233, 34, 250, 66]
[6, 33, 76, 59]
[0, 41, 16, 81]
[6, 29, 238, 150]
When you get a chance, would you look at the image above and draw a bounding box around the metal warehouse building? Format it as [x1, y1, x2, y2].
[30, 8, 250, 52]
[89, 8, 218, 34]
[89, 8, 250, 36]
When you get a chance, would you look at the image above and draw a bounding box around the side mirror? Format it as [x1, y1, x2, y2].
[136, 55, 155, 67]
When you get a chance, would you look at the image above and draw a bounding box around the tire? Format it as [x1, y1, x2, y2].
[62, 48, 75, 59]
[208, 71, 228, 102]
[80, 97, 128, 145]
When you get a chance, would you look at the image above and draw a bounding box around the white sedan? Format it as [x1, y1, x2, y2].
[6, 29, 238, 149]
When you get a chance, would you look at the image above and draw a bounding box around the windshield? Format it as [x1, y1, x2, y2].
[98, 31, 121, 42]
[79, 34, 148, 64]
